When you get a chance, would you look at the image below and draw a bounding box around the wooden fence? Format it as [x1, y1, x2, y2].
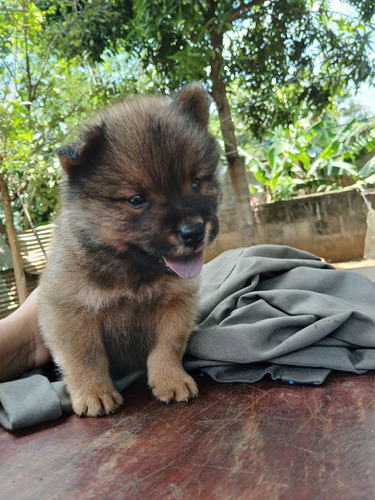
[0, 224, 53, 318]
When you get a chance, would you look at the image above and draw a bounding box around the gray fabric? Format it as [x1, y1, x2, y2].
[185, 245, 375, 384]
[0, 374, 62, 430]
[2, 244, 375, 431]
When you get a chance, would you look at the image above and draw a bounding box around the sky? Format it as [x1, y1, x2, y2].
[356, 85, 375, 113]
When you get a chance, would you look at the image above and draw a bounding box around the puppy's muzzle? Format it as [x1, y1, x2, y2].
[178, 222, 205, 248]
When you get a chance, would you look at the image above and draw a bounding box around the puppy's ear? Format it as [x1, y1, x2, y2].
[173, 82, 210, 129]
[58, 123, 105, 176]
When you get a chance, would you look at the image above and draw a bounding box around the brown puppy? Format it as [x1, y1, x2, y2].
[38, 83, 221, 417]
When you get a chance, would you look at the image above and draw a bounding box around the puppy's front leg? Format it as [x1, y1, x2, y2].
[40, 307, 123, 417]
[147, 300, 198, 403]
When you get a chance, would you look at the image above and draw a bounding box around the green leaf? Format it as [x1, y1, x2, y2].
[360, 156, 375, 179]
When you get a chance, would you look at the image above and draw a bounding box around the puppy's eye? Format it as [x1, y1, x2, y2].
[191, 178, 201, 192]
[125, 194, 147, 209]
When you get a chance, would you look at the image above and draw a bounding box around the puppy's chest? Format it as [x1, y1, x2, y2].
[102, 299, 154, 338]
[102, 300, 157, 372]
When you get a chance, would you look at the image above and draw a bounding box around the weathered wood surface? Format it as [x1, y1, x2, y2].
[1, 371, 375, 500]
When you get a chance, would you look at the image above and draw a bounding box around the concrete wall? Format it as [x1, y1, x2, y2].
[206, 183, 375, 262]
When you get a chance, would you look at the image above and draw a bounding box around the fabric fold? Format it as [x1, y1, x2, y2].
[0, 374, 62, 431]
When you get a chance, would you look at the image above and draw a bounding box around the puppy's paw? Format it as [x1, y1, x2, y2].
[71, 385, 124, 417]
[149, 370, 198, 403]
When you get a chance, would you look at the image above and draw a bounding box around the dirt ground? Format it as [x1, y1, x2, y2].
[333, 258, 375, 269]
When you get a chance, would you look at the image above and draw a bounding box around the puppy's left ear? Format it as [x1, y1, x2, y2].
[58, 123, 105, 176]
[173, 82, 210, 129]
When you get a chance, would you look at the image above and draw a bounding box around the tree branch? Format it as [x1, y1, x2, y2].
[0, 172, 28, 304]
[31, 1, 99, 101]
[228, 0, 268, 23]
[23, 25, 32, 103]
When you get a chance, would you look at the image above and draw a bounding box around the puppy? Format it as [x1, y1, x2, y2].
[38, 83, 221, 417]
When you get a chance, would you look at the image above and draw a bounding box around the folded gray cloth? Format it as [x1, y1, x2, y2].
[0, 374, 62, 429]
[2, 245, 375, 430]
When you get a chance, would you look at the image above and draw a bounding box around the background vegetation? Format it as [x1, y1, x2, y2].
[1, 0, 375, 234]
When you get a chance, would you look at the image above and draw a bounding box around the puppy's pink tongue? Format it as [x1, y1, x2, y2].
[163, 251, 204, 279]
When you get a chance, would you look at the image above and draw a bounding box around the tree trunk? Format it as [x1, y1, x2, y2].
[0, 172, 28, 304]
[210, 57, 254, 246]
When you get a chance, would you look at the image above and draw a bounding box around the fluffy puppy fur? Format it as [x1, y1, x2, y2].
[38, 83, 221, 417]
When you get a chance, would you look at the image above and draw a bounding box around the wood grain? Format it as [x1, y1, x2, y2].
[1, 371, 375, 499]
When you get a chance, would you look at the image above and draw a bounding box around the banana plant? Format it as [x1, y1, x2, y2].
[246, 113, 375, 200]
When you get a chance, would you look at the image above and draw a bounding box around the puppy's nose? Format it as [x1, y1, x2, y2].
[179, 222, 205, 247]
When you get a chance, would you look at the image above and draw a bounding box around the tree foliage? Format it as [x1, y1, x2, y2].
[0, 0, 139, 229]
[37, 0, 133, 61]
[126, 0, 375, 135]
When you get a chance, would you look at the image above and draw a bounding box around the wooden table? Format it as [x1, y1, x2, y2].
[1, 370, 375, 499]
